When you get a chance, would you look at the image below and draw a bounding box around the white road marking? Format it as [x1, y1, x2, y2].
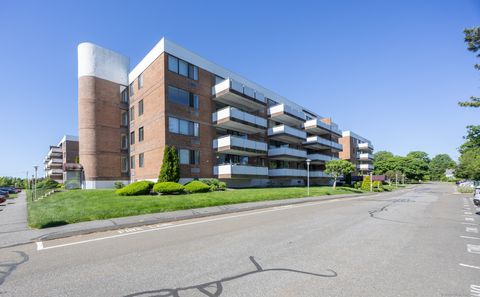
[466, 227, 479, 233]
[461, 235, 480, 240]
[36, 196, 358, 251]
[36, 241, 43, 251]
[471, 285, 480, 297]
[459, 263, 480, 270]
[462, 222, 478, 226]
[467, 244, 480, 254]
[466, 217, 475, 222]
[465, 212, 473, 215]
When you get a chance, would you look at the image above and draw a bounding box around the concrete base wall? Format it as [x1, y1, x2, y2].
[84, 180, 130, 189]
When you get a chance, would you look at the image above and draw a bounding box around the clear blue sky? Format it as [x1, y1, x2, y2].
[0, 0, 479, 177]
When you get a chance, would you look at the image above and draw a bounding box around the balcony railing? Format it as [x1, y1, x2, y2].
[358, 142, 374, 151]
[303, 119, 342, 136]
[358, 164, 374, 171]
[307, 153, 339, 163]
[303, 136, 343, 151]
[268, 104, 306, 126]
[214, 164, 268, 177]
[268, 147, 307, 160]
[47, 147, 62, 158]
[46, 169, 63, 176]
[212, 78, 266, 111]
[310, 171, 332, 178]
[212, 106, 267, 134]
[269, 168, 307, 177]
[268, 125, 306, 143]
[213, 135, 267, 156]
[358, 153, 374, 160]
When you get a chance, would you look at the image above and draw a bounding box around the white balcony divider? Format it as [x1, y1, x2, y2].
[268, 104, 306, 120]
[359, 164, 374, 170]
[305, 136, 343, 150]
[307, 153, 339, 162]
[212, 107, 267, 128]
[212, 78, 266, 103]
[268, 147, 307, 159]
[268, 125, 307, 139]
[213, 135, 268, 152]
[214, 164, 268, 176]
[268, 168, 307, 177]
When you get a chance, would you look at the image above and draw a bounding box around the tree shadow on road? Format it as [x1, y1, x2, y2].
[124, 256, 337, 297]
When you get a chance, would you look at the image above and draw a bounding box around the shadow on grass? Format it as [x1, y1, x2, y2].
[40, 220, 69, 228]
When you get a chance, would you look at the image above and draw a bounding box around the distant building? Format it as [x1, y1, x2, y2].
[445, 169, 455, 179]
[339, 131, 374, 175]
[43, 135, 81, 186]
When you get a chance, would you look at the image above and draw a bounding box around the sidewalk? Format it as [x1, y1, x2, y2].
[0, 186, 414, 249]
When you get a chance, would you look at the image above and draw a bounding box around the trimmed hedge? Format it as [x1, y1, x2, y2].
[185, 181, 211, 193]
[199, 178, 227, 191]
[153, 182, 185, 194]
[115, 181, 154, 196]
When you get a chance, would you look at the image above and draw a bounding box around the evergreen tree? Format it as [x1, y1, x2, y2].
[158, 145, 171, 182]
[170, 146, 180, 182]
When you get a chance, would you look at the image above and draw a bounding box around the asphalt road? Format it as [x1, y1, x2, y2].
[1, 183, 479, 297]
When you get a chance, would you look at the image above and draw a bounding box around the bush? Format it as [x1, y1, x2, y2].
[185, 181, 211, 193]
[199, 178, 227, 191]
[457, 185, 474, 193]
[37, 178, 59, 189]
[361, 176, 372, 191]
[372, 181, 382, 189]
[114, 181, 125, 189]
[153, 182, 185, 194]
[115, 181, 154, 196]
[353, 182, 360, 189]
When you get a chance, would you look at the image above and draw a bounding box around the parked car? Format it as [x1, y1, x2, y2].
[474, 186, 480, 207]
[0, 196, 6, 204]
[0, 190, 9, 199]
[0, 187, 19, 194]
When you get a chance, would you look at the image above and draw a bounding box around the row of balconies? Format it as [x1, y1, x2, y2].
[213, 164, 332, 178]
[213, 135, 340, 162]
[356, 152, 374, 161]
[44, 158, 63, 171]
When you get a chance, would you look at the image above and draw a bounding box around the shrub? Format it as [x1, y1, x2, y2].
[457, 185, 474, 193]
[114, 181, 125, 189]
[37, 178, 59, 189]
[153, 182, 185, 194]
[354, 181, 362, 189]
[372, 181, 382, 189]
[116, 181, 154, 196]
[361, 176, 372, 191]
[158, 146, 180, 182]
[199, 178, 227, 191]
[185, 181, 211, 193]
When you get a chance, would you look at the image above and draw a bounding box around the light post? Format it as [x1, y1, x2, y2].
[370, 171, 373, 192]
[306, 159, 311, 196]
[33, 165, 38, 201]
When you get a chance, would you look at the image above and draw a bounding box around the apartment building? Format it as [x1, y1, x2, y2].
[339, 131, 374, 174]
[43, 135, 80, 184]
[78, 38, 344, 189]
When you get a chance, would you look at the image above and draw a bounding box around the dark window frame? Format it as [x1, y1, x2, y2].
[167, 54, 199, 81]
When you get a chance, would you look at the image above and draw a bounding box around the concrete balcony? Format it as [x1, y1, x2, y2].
[47, 158, 63, 168]
[268, 147, 307, 161]
[268, 104, 306, 126]
[303, 136, 343, 152]
[47, 147, 62, 158]
[303, 119, 342, 137]
[46, 168, 63, 176]
[268, 125, 306, 144]
[212, 78, 266, 111]
[358, 153, 374, 161]
[307, 153, 339, 163]
[269, 168, 307, 177]
[212, 107, 267, 134]
[358, 142, 374, 151]
[358, 164, 374, 171]
[214, 164, 268, 178]
[213, 135, 267, 156]
[310, 171, 332, 178]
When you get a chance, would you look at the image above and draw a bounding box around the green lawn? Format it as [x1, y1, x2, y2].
[27, 186, 364, 228]
[8, 193, 18, 199]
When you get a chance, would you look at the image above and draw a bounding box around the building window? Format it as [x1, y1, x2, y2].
[168, 117, 199, 137]
[139, 127, 144, 142]
[129, 82, 134, 97]
[121, 89, 129, 103]
[121, 111, 128, 126]
[130, 131, 135, 145]
[139, 153, 144, 168]
[167, 85, 198, 109]
[167, 54, 198, 80]
[138, 73, 144, 89]
[179, 149, 199, 165]
[130, 106, 135, 121]
[130, 156, 135, 169]
[121, 157, 129, 172]
[121, 134, 128, 149]
[138, 99, 144, 116]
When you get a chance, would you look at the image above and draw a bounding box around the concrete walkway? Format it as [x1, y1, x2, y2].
[0, 187, 415, 249]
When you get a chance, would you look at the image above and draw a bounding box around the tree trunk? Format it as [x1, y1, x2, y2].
[333, 178, 337, 189]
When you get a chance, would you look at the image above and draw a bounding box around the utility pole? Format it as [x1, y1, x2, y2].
[33, 166, 38, 201]
[395, 172, 398, 188]
[26, 171, 29, 191]
[306, 159, 311, 196]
